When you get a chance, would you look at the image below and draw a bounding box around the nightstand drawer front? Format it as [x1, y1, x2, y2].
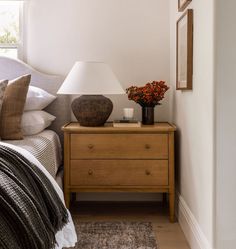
[70, 160, 168, 186]
[70, 134, 168, 159]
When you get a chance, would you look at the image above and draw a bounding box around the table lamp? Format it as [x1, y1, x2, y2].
[57, 61, 125, 126]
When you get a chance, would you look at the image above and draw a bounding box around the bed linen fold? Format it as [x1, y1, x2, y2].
[0, 142, 77, 249]
[3, 130, 62, 178]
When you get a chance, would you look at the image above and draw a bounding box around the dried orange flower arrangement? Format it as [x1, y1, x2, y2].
[126, 81, 169, 107]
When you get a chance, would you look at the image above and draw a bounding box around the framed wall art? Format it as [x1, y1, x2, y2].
[178, 0, 192, 12]
[176, 9, 193, 90]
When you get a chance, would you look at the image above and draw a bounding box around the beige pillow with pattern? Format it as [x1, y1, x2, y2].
[0, 75, 31, 140]
[0, 80, 8, 117]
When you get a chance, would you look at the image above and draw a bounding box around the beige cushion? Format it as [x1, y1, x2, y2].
[0, 75, 31, 140]
[0, 80, 8, 117]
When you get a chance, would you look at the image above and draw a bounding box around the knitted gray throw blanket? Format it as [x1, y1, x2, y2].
[0, 145, 68, 249]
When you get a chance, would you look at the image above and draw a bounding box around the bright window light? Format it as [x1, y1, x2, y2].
[0, 1, 22, 59]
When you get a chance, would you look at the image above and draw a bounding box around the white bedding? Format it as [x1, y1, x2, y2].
[0, 141, 77, 248]
[2, 130, 62, 178]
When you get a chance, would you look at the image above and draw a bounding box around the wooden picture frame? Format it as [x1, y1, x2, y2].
[176, 9, 193, 90]
[178, 0, 192, 12]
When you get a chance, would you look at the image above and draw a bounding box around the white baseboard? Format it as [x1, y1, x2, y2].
[176, 193, 212, 249]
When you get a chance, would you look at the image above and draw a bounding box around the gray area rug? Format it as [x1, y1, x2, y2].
[70, 221, 158, 249]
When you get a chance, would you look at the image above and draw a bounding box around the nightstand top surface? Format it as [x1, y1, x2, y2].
[62, 122, 176, 133]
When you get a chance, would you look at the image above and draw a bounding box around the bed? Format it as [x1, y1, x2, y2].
[3, 130, 63, 183]
[0, 56, 77, 249]
[0, 57, 71, 183]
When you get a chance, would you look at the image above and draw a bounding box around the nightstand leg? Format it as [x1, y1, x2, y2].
[64, 191, 71, 209]
[169, 191, 175, 222]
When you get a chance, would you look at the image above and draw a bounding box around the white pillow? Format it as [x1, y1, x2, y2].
[21, 111, 56, 136]
[24, 86, 56, 111]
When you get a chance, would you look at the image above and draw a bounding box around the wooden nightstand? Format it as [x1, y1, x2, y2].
[62, 122, 176, 222]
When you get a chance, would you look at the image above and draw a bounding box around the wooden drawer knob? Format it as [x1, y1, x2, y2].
[88, 144, 94, 149]
[145, 170, 151, 176]
[88, 169, 93, 175]
[145, 144, 151, 149]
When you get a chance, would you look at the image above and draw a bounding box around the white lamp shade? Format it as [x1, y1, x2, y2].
[57, 61, 125, 95]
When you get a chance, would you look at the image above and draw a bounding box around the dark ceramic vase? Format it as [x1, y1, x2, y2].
[71, 95, 113, 126]
[142, 106, 154, 125]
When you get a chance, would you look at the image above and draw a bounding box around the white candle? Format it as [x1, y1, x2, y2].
[123, 108, 134, 120]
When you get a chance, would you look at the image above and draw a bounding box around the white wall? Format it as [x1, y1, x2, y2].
[169, 0, 215, 248]
[215, 1, 236, 248]
[25, 0, 171, 122]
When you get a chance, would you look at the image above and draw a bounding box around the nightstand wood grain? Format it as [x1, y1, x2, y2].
[62, 122, 176, 222]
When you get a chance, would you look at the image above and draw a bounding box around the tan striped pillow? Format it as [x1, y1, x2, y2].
[0, 80, 8, 117]
[0, 75, 31, 140]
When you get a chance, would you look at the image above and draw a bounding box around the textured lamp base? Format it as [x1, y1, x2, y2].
[71, 95, 113, 127]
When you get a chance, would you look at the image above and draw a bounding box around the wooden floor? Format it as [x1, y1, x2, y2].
[70, 202, 190, 249]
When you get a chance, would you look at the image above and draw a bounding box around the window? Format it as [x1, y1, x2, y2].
[0, 1, 23, 59]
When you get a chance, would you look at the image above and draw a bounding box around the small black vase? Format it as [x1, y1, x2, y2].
[142, 106, 154, 125]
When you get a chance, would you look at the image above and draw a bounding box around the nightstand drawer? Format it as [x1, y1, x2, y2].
[70, 160, 168, 186]
[70, 134, 168, 159]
